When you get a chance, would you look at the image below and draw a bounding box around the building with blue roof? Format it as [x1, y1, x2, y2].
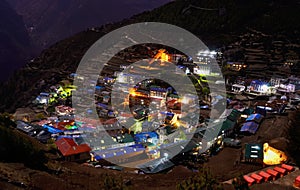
[240, 121, 259, 134]
[246, 113, 264, 123]
[134, 132, 159, 145]
[43, 124, 63, 134]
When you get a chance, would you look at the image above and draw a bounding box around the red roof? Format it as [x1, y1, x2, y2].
[258, 171, 271, 179]
[295, 176, 300, 188]
[243, 175, 255, 184]
[281, 164, 294, 172]
[266, 169, 279, 177]
[55, 138, 91, 156]
[274, 167, 287, 175]
[250, 173, 263, 183]
[295, 176, 300, 183]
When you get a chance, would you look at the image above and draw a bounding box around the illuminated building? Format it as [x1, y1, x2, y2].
[263, 143, 287, 165]
[231, 84, 246, 93]
[193, 64, 211, 75]
[149, 87, 167, 99]
[244, 143, 263, 164]
[226, 62, 247, 71]
[248, 80, 271, 94]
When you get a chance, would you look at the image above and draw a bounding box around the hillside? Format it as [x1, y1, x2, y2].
[7, 0, 172, 49]
[133, 0, 300, 46]
[1, 0, 300, 112]
[0, 0, 32, 81]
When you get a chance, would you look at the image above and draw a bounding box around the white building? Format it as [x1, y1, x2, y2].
[232, 84, 246, 93]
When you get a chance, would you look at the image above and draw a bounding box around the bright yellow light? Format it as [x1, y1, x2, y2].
[150, 49, 170, 64]
[263, 143, 287, 165]
[129, 88, 136, 97]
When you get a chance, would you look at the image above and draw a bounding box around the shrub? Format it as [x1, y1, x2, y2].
[176, 167, 223, 190]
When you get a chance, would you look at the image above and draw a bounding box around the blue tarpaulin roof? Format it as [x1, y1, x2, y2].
[240, 121, 259, 134]
[43, 124, 63, 134]
[134, 132, 158, 143]
[246, 113, 263, 123]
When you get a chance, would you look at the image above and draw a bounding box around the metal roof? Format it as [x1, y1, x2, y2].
[55, 138, 91, 157]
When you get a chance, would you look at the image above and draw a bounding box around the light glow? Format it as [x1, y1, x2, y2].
[263, 143, 287, 165]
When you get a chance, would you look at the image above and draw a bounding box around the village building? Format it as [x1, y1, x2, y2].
[243, 143, 263, 164]
[231, 84, 246, 93]
[55, 138, 91, 162]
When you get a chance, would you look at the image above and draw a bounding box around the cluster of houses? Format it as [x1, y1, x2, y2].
[34, 81, 76, 106]
[221, 30, 300, 76]
[231, 76, 300, 97]
[12, 49, 215, 171]
[12, 42, 299, 175]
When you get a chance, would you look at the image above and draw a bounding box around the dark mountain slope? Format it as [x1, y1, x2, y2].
[0, 29, 105, 112]
[7, 0, 172, 49]
[0, 0, 31, 81]
[133, 0, 300, 44]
